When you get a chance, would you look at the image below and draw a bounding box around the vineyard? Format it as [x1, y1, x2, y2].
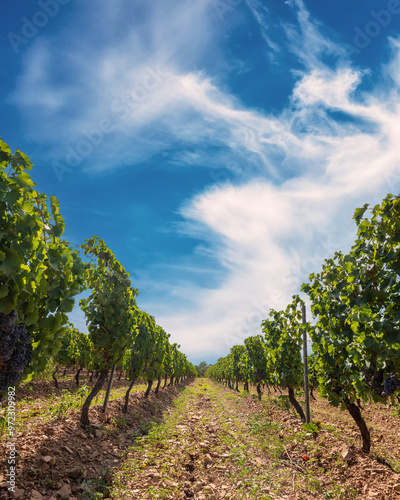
[1, 137, 400, 499]
[1, 374, 400, 499]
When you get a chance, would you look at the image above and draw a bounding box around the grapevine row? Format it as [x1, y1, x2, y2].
[0, 138, 196, 427]
[206, 195, 400, 453]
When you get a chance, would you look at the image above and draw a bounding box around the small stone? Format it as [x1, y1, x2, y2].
[152, 473, 161, 483]
[40, 463, 50, 472]
[58, 483, 72, 500]
[30, 491, 44, 500]
[9, 487, 25, 499]
[340, 445, 353, 461]
[43, 455, 55, 465]
[69, 468, 82, 479]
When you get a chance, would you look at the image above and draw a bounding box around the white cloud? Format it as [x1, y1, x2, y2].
[9, 0, 400, 362]
[284, 0, 348, 69]
[244, 0, 281, 58]
[153, 38, 400, 361]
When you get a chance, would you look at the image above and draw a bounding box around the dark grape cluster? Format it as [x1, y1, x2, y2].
[370, 370, 384, 396]
[0, 373, 8, 392]
[331, 385, 342, 395]
[381, 373, 400, 397]
[0, 310, 19, 360]
[0, 311, 32, 391]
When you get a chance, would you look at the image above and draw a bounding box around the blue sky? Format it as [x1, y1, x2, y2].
[1, 0, 400, 364]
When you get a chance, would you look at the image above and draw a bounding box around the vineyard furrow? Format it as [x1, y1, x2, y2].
[110, 379, 400, 500]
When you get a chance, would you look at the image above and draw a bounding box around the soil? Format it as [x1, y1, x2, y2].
[0, 375, 399, 500]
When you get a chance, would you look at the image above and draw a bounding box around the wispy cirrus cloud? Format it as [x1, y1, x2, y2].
[284, 0, 348, 69]
[244, 0, 281, 58]
[155, 27, 400, 359]
[8, 0, 400, 362]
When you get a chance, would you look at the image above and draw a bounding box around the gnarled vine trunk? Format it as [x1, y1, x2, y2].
[344, 397, 370, 453]
[256, 384, 262, 400]
[144, 379, 153, 398]
[52, 365, 59, 389]
[288, 386, 306, 422]
[154, 377, 162, 394]
[123, 377, 136, 413]
[75, 366, 82, 387]
[80, 367, 108, 427]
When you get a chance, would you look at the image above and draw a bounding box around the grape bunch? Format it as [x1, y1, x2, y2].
[331, 385, 342, 395]
[0, 310, 19, 360]
[370, 370, 384, 396]
[381, 373, 400, 397]
[0, 311, 32, 391]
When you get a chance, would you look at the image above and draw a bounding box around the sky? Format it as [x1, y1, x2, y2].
[1, 0, 400, 365]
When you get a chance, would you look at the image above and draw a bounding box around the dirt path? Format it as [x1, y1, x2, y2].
[110, 380, 400, 500]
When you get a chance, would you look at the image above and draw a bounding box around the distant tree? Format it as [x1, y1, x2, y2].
[196, 361, 211, 378]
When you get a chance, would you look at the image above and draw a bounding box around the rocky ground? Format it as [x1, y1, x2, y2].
[0, 375, 399, 499]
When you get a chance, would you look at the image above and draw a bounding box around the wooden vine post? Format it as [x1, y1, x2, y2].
[102, 364, 116, 413]
[302, 304, 310, 423]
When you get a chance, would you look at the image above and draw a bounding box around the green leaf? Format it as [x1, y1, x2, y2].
[353, 203, 369, 224]
[25, 311, 38, 326]
[0, 247, 21, 276]
[16, 171, 35, 188]
[0, 139, 11, 168]
[5, 189, 21, 206]
[11, 149, 34, 173]
[60, 296, 75, 312]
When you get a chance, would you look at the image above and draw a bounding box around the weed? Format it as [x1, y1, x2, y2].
[275, 394, 290, 410]
[301, 421, 319, 438]
[46, 385, 90, 420]
[323, 484, 357, 499]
